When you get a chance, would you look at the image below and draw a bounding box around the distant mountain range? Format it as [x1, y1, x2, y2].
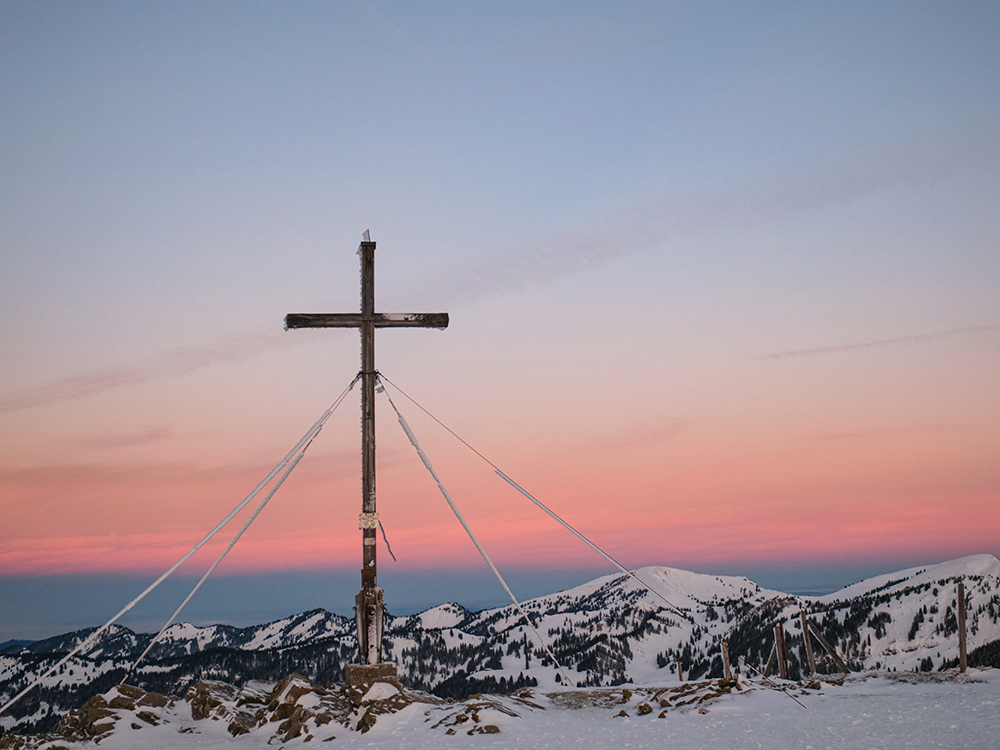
[3, 554, 998, 736]
[0, 641, 33, 653]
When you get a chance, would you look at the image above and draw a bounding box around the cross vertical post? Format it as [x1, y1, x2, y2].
[358, 236, 381, 666]
[285, 231, 448, 683]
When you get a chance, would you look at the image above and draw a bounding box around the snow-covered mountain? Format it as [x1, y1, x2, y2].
[3, 554, 998, 737]
[11, 609, 355, 662]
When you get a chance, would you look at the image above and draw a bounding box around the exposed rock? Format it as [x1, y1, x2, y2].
[186, 680, 235, 720]
[357, 710, 378, 733]
[227, 710, 257, 737]
[107, 696, 134, 711]
[278, 714, 306, 740]
[267, 673, 318, 711]
[137, 691, 169, 708]
[115, 684, 144, 700]
[54, 694, 117, 742]
[3, 671, 542, 746]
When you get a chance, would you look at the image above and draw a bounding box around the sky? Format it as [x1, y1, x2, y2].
[2, 1, 999, 641]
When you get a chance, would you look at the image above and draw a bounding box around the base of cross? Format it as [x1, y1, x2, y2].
[344, 663, 401, 691]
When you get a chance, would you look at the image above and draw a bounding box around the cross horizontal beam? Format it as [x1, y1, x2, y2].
[285, 312, 449, 329]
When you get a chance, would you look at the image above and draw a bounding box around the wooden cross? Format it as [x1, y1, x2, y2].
[285, 231, 448, 666]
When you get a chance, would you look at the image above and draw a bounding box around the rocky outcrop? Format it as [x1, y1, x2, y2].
[2, 670, 537, 746]
[55, 694, 117, 742]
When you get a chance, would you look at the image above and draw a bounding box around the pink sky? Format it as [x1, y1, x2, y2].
[3, 352, 997, 579]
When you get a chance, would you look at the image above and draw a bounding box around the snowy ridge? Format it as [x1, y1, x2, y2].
[13, 609, 354, 662]
[400, 602, 469, 631]
[3, 555, 999, 737]
[818, 553, 998, 603]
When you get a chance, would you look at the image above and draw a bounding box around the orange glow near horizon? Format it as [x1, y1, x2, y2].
[3, 424, 997, 578]
[3, 288, 999, 583]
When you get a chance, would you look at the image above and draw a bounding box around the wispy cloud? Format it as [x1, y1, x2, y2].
[582, 417, 688, 454]
[758, 325, 1000, 361]
[628, 417, 689, 447]
[0, 331, 303, 415]
[406, 120, 1000, 307]
[356, 0, 434, 62]
[68, 426, 173, 450]
[803, 423, 966, 443]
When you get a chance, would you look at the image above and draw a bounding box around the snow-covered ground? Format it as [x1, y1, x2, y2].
[31, 669, 996, 750]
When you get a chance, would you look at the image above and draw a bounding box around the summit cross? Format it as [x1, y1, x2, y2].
[285, 231, 448, 673]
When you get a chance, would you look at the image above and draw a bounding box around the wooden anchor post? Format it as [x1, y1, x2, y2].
[958, 581, 967, 672]
[800, 610, 817, 677]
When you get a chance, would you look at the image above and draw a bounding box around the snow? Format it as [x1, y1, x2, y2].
[818, 554, 999, 603]
[82, 670, 1000, 749]
[362, 682, 399, 702]
[412, 603, 467, 630]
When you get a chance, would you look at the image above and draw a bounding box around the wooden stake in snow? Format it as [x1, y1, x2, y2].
[285, 231, 448, 669]
[807, 620, 850, 674]
[721, 641, 732, 680]
[774, 623, 790, 679]
[764, 641, 777, 677]
[800, 610, 817, 677]
[958, 581, 968, 672]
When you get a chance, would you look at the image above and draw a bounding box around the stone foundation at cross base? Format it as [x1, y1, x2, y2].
[344, 663, 400, 691]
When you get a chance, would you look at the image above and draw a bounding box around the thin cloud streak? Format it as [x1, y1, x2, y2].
[0, 331, 303, 415]
[583, 417, 688, 454]
[69, 426, 173, 450]
[357, 0, 434, 63]
[803, 423, 966, 443]
[758, 325, 1000, 361]
[408, 121, 1000, 308]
